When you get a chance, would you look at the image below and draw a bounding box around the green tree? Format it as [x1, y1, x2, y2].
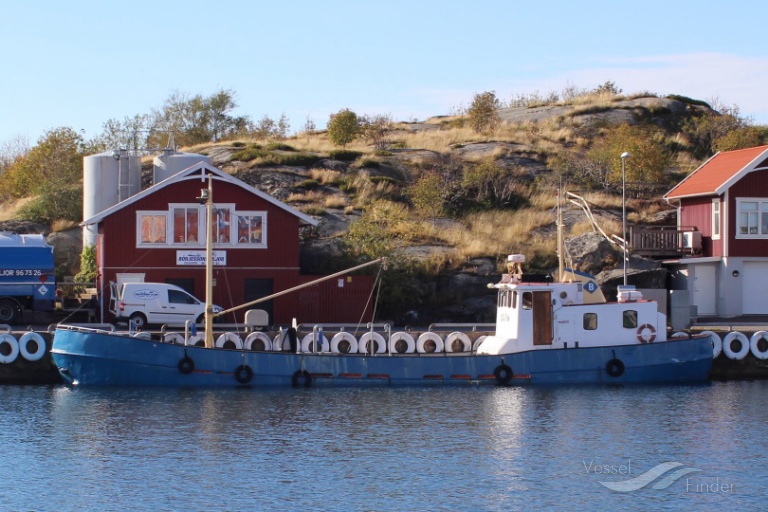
[683, 101, 749, 157]
[467, 91, 501, 133]
[713, 126, 764, 152]
[149, 88, 245, 147]
[0, 127, 84, 198]
[328, 109, 360, 147]
[409, 171, 445, 218]
[360, 113, 393, 150]
[587, 123, 670, 191]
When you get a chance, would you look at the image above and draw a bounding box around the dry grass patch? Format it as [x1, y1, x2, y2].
[51, 219, 80, 232]
[310, 168, 343, 185]
[286, 190, 326, 204]
[324, 196, 348, 209]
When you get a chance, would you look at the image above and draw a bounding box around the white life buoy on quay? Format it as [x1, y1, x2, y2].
[245, 332, 272, 352]
[750, 331, 768, 360]
[722, 332, 749, 360]
[330, 332, 357, 354]
[216, 332, 243, 350]
[445, 331, 472, 353]
[389, 332, 415, 354]
[0, 334, 20, 364]
[700, 331, 722, 359]
[358, 332, 386, 354]
[19, 332, 47, 362]
[416, 332, 444, 354]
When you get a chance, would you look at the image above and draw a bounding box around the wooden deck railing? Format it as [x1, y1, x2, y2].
[630, 226, 700, 257]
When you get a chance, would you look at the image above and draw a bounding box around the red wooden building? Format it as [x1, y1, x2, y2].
[663, 144, 768, 318]
[83, 162, 374, 325]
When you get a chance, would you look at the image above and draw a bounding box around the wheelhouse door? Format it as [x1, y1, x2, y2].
[533, 291, 553, 345]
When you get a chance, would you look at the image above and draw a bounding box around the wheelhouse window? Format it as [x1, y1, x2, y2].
[737, 199, 768, 238]
[583, 313, 597, 330]
[522, 292, 532, 310]
[711, 199, 721, 239]
[138, 213, 167, 245]
[623, 310, 638, 329]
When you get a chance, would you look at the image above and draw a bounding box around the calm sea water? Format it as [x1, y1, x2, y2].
[1, 382, 766, 511]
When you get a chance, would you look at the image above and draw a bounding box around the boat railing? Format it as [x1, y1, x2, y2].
[428, 323, 495, 332]
[52, 323, 116, 334]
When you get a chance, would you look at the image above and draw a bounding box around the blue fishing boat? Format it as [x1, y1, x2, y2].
[51, 177, 713, 387]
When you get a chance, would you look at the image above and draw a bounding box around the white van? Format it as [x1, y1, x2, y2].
[109, 282, 222, 328]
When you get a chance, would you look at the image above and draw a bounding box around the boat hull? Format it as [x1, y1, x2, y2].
[51, 327, 713, 387]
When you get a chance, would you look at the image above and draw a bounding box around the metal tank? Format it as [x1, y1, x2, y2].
[152, 149, 211, 184]
[82, 150, 141, 246]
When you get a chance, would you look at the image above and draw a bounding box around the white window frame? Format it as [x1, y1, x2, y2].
[735, 198, 768, 239]
[170, 203, 204, 246]
[234, 211, 268, 248]
[136, 205, 268, 248]
[711, 199, 721, 240]
[136, 211, 169, 247]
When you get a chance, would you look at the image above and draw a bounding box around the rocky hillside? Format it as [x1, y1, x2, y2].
[2, 93, 749, 324]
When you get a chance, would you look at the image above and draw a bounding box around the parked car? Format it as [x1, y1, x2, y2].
[109, 282, 222, 328]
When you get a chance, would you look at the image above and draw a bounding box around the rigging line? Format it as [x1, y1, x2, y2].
[352, 263, 385, 336]
[220, 266, 239, 331]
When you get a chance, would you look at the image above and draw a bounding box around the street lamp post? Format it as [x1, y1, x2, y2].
[620, 152, 631, 286]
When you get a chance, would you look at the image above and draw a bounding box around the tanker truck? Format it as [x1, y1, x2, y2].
[0, 233, 56, 325]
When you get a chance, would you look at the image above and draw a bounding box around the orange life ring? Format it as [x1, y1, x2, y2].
[636, 324, 656, 344]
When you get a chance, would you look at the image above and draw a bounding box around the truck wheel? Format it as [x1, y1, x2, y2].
[0, 299, 20, 325]
[129, 312, 147, 330]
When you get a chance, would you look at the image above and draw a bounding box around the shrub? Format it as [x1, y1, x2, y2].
[359, 159, 380, 168]
[327, 108, 360, 147]
[231, 144, 267, 161]
[231, 141, 246, 147]
[296, 179, 321, 190]
[329, 149, 363, 161]
[17, 184, 82, 224]
[265, 142, 296, 151]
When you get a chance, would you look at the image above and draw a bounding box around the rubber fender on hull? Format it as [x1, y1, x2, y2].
[178, 356, 195, 374]
[605, 358, 625, 377]
[291, 369, 312, 387]
[19, 332, 46, 362]
[494, 364, 513, 385]
[235, 364, 254, 384]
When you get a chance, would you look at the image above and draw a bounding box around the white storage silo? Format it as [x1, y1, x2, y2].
[82, 150, 141, 246]
[153, 149, 211, 184]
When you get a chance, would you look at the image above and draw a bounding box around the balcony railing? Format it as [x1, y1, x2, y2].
[630, 226, 700, 257]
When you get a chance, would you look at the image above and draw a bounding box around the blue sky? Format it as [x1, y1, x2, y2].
[2, 0, 767, 145]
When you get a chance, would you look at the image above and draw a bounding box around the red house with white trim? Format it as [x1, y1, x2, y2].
[663, 144, 768, 319]
[83, 162, 373, 325]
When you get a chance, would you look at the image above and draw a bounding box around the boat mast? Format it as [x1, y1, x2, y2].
[557, 179, 564, 282]
[204, 174, 215, 348]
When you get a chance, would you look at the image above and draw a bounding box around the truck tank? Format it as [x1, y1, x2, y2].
[0, 233, 56, 325]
